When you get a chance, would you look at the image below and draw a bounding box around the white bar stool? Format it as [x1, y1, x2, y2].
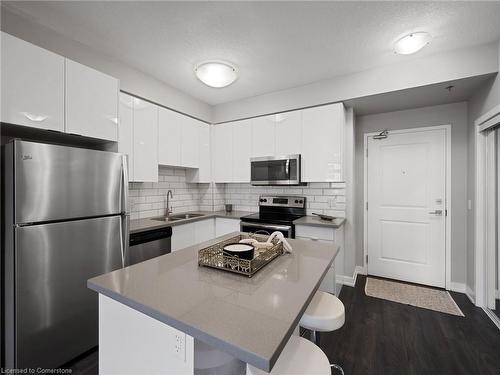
[246, 336, 330, 375]
[300, 291, 346, 374]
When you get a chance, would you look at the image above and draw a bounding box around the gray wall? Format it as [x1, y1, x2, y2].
[355, 102, 468, 284]
[213, 43, 498, 123]
[466, 72, 500, 295]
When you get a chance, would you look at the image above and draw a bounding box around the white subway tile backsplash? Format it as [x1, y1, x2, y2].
[129, 166, 347, 219]
[222, 182, 346, 216]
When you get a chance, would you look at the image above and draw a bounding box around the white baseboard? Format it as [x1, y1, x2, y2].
[483, 307, 500, 330]
[337, 266, 366, 287]
[466, 285, 476, 305]
[449, 282, 466, 293]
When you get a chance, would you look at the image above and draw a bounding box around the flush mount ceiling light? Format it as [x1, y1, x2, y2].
[194, 61, 238, 88]
[394, 32, 431, 55]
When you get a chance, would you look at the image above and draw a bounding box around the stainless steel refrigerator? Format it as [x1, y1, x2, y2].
[2, 140, 129, 369]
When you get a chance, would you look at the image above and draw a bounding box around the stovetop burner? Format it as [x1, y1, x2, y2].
[239, 195, 306, 238]
[241, 212, 304, 225]
[241, 195, 307, 225]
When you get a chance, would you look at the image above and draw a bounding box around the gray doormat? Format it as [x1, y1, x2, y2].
[365, 277, 464, 317]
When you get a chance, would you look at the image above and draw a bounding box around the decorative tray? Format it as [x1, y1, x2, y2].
[198, 234, 284, 277]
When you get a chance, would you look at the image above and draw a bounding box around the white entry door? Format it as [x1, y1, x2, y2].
[366, 127, 447, 288]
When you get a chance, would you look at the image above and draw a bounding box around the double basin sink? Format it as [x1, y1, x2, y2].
[151, 213, 206, 222]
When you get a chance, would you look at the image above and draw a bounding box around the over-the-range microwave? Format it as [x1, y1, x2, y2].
[250, 154, 304, 186]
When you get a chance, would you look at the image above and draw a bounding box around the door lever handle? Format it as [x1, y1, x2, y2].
[428, 210, 443, 216]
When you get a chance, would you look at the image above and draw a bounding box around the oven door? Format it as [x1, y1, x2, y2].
[240, 221, 293, 238]
[250, 154, 301, 185]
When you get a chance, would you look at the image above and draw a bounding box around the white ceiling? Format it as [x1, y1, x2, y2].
[345, 74, 494, 116]
[6, 1, 500, 106]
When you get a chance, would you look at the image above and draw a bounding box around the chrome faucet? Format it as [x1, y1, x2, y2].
[165, 190, 173, 217]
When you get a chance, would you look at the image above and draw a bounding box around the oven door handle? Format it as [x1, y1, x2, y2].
[240, 222, 292, 232]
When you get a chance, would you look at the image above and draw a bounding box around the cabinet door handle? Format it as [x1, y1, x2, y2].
[428, 210, 443, 216]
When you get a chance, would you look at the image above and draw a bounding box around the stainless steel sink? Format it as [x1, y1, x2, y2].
[151, 213, 205, 222]
[151, 217, 182, 222]
[170, 213, 205, 220]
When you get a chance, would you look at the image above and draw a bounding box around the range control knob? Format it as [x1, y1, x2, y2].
[259, 198, 264, 202]
[299, 200, 303, 204]
[263, 199, 267, 202]
[295, 200, 299, 204]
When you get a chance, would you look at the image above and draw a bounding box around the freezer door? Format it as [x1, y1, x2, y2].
[14, 140, 125, 223]
[12, 216, 123, 369]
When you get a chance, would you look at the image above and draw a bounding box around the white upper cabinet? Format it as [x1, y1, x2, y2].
[118, 93, 134, 181]
[275, 111, 302, 156]
[251, 116, 275, 157]
[213, 123, 233, 183]
[1, 32, 64, 131]
[187, 122, 212, 183]
[301, 103, 344, 182]
[232, 120, 252, 182]
[133, 99, 158, 182]
[196, 123, 212, 182]
[65, 59, 119, 141]
[181, 117, 200, 168]
[158, 107, 182, 166]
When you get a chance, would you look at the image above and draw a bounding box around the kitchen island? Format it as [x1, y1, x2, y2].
[88, 232, 339, 374]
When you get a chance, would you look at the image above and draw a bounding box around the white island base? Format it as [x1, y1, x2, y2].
[99, 295, 250, 375]
[89, 234, 338, 375]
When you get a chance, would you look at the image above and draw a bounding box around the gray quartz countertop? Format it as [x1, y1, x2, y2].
[293, 216, 346, 228]
[130, 210, 254, 234]
[88, 233, 339, 372]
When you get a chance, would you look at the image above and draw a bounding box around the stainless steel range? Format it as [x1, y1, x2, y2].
[240, 195, 306, 238]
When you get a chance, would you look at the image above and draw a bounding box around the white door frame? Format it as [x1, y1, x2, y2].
[363, 125, 452, 290]
[474, 104, 500, 308]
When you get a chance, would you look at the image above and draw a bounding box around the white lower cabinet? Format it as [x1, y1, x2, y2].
[215, 218, 241, 237]
[195, 218, 215, 244]
[171, 219, 216, 252]
[171, 222, 197, 252]
[295, 224, 344, 296]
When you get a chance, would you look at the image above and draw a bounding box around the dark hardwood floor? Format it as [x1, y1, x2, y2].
[494, 299, 500, 319]
[69, 275, 500, 375]
[317, 275, 500, 375]
[66, 348, 97, 375]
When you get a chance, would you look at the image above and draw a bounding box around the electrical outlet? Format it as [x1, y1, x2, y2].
[172, 332, 186, 361]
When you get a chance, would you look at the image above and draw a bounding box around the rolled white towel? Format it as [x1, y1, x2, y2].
[267, 231, 293, 253]
[239, 238, 273, 249]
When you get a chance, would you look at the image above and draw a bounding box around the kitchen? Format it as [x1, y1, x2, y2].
[1, 1, 500, 375]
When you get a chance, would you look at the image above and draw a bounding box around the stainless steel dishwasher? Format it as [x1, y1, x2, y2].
[129, 227, 172, 265]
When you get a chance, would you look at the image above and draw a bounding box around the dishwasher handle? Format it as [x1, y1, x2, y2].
[129, 227, 173, 246]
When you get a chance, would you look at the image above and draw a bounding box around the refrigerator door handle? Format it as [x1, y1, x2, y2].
[121, 154, 129, 214]
[120, 154, 130, 267]
[121, 215, 130, 267]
